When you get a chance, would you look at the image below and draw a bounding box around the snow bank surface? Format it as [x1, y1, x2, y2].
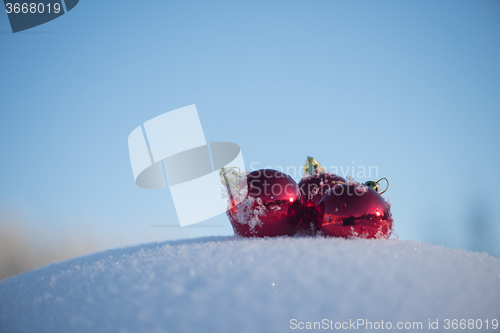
[1, 237, 499, 333]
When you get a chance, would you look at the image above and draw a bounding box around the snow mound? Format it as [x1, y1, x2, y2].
[1, 237, 499, 333]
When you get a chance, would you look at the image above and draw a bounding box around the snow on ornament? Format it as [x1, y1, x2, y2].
[222, 168, 304, 237]
[298, 157, 346, 234]
[317, 178, 393, 239]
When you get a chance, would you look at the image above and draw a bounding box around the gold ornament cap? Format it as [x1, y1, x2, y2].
[303, 156, 325, 176]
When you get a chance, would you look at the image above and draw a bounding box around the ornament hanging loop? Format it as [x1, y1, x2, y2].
[376, 177, 389, 194]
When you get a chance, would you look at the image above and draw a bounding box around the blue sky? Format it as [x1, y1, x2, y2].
[1, 1, 499, 255]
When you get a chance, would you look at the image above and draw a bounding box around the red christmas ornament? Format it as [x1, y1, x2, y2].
[226, 169, 303, 237]
[298, 157, 346, 233]
[317, 179, 393, 239]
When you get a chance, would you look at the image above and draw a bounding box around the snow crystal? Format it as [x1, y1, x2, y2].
[300, 173, 313, 181]
[231, 196, 265, 231]
[346, 176, 358, 185]
[354, 183, 369, 194]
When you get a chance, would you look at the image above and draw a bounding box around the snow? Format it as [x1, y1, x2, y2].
[1, 236, 499, 333]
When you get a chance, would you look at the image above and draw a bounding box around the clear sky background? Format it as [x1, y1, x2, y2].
[1, 1, 499, 257]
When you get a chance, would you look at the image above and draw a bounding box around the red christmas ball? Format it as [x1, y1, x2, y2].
[317, 182, 393, 239]
[227, 169, 304, 237]
[298, 173, 346, 233]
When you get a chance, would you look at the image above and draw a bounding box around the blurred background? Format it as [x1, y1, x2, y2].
[1, 0, 499, 281]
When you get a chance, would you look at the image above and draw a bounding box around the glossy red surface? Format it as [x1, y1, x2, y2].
[298, 173, 346, 233]
[227, 169, 304, 237]
[317, 183, 393, 239]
